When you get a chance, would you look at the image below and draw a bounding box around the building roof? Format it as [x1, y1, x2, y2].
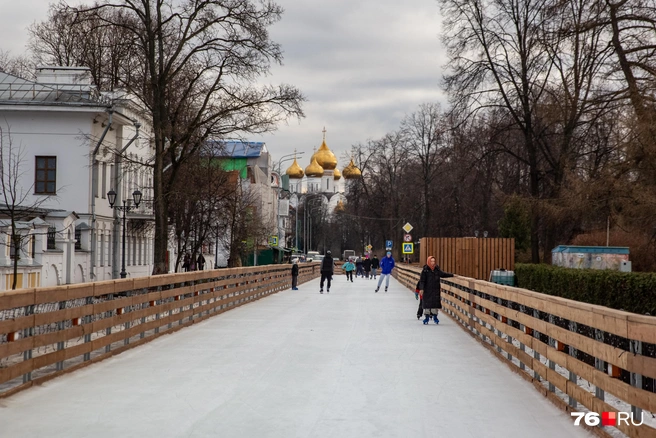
[205, 140, 267, 158]
[0, 72, 110, 107]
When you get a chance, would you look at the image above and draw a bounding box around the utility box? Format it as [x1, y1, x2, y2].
[489, 269, 515, 286]
[620, 261, 632, 272]
[551, 246, 630, 271]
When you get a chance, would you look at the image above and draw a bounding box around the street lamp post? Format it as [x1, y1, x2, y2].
[303, 197, 322, 254]
[108, 189, 142, 279]
[214, 223, 220, 269]
[275, 152, 305, 175]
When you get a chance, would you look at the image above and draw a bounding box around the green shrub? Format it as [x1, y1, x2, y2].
[515, 263, 656, 316]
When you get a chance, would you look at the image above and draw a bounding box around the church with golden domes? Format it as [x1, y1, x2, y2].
[284, 128, 361, 196]
[280, 128, 361, 253]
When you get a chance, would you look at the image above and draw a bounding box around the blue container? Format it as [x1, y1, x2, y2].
[489, 269, 515, 286]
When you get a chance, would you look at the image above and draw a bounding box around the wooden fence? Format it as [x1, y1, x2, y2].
[0, 263, 320, 398]
[420, 237, 515, 280]
[394, 265, 656, 438]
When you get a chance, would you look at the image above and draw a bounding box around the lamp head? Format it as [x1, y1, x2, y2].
[107, 189, 117, 207]
[132, 190, 142, 207]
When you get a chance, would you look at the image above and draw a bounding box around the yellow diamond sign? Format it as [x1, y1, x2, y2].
[402, 222, 413, 233]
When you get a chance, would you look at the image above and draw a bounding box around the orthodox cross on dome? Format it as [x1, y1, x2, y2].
[322, 126, 327, 141]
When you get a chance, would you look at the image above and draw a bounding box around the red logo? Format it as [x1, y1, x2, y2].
[602, 412, 616, 426]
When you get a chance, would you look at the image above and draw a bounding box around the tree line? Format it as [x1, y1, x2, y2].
[334, 0, 656, 270]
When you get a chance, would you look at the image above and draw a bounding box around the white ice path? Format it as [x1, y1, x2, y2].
[0, 275, 595, 438]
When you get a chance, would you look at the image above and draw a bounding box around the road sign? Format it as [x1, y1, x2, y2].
[268, 235, 278, 246]
[403, 234, 412, 242]
[385, 240, 393, 249]
[402, 223, 413, 233]
[402, 243, 414, 254]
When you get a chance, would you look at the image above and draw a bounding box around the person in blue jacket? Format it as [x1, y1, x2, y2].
[375, 251, 395, 292]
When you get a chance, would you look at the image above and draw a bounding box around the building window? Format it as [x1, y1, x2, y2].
[101, 163, 107, 198]
[75, 229, 82, 250]
[47, 227, 56, 250]
[35, 156, 57, 194]
[9, 235, 18, 259]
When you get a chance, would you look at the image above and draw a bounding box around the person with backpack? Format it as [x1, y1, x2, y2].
[320, 250, 335, 293]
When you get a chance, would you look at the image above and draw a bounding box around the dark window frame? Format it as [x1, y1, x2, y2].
[35, 156, 57, 195]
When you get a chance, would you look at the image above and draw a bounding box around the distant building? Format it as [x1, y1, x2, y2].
[281, 129, 361, 253]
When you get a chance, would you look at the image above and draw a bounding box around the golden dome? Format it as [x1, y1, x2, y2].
[342, 158, 361, 179]
[285, 158, 304, 179]
[333, 168, 341, 180]
[312, 140, 337, 170]
[335, 200, 345, 212]
[305, 157, 324, 177]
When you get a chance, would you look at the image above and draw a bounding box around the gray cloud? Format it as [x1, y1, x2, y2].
[0, 0, 448, 170]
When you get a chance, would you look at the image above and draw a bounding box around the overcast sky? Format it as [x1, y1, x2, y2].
[0, 0, 447, 173]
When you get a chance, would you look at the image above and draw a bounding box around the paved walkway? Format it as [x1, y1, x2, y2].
[0, 275, 593, 438]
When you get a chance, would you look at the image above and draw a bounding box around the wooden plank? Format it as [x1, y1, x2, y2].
[0, 335, 34, 358]
[627, 314, 656, 344]
[0, 314, 36, 335]
[0, 289, 36, 309]
[0, 358, 34, 384]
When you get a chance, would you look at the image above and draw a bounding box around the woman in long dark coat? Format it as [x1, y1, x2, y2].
[417, 256, 454, 325]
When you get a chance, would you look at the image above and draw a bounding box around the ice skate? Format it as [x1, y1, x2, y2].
[375, 288, 379, 293]
[433, 315, 440, 324]
[423, 315, 430, 325]
[384, 287, 388, 292]
[320, 289, 323, 294]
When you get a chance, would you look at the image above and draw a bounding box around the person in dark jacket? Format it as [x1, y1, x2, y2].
[291, 259, 299, 290]
[320, 250, 335, 293]
[370, 255, 380, 279]
[362, 256, 372, 279]
[417, 256, 454, 324]
[355, 257, 364, 277]
[415, 279, 423, 319]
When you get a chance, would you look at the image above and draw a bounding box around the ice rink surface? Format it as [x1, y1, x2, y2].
[0, 275, 594, 438]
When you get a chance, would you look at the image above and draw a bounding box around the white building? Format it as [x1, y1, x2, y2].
[0, 67, 155, 290]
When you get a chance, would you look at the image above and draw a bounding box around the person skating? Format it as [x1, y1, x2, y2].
[375, 251, 395, 292]
[342, 258, 355, 282]
[355, 257, 364, 278]
[415, 279, 423, 319]
[291, 259, 299, 290]
[371, 255, 379, 279]
[362, 256, 372, 279]
[417, 256, 454, 324]
[319, 250, 335, 293]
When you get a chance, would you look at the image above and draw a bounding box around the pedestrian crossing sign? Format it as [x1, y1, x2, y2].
[268, 235, 278, 246]
[402, 243, 414, 254]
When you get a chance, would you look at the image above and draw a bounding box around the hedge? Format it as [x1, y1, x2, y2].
[514, 263, 656, 316]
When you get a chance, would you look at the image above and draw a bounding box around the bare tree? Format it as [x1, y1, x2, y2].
[32, 0, 305, 274]
[440, 0, 555, 262]
[217, 180, 269, 268]
[0, 125, 51, 289]
[400, 103, 449, 238]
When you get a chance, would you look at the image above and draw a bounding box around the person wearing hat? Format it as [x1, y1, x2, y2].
[319, 250, 335, 293]
[375, 251, 395, 292]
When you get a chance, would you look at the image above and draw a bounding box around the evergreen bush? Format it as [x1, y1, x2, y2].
[515, 263, 656, 316]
